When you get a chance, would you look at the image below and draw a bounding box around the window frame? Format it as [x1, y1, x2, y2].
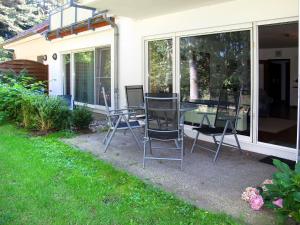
[60, 45, 113, 111]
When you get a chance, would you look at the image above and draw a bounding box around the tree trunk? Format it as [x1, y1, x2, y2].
[189, 50, 198, 100]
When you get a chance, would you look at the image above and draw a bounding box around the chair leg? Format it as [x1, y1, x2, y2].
[213, 134, 225, 162]
[104, 117, 121, 153]
[149, 138, 153, 155]
[213, 121, 229, 162]
[233, 131, 242, 153]
[143, 138, 147, 169]
[191, 131, 200, 153]
[180, 138, 184, 170]
[103, 129, 111, 144]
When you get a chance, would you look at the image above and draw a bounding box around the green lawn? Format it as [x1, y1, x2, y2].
[0, 124, 242, 225]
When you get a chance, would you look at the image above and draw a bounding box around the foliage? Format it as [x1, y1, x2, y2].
[262, 159, 300, 223]
[0, 70, 70, 132]
[0, 0, 59, 62]
[0, 124, 242, 225]
[22, 94, 71, 131]
[71, 106, 93, 130]
[148, 39, 173, 93]
[0, 69, 46, 91]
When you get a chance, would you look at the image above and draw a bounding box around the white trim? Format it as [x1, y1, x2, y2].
[175, 22, 253, 38]
[252, 22, 259, 144]
[60, 45, 113, 110]
[255, 16, 298, 26]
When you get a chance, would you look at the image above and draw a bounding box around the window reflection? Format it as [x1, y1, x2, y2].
[180, 31, 251, 136]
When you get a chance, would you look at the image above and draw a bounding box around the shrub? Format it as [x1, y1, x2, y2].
[71, 106, 93, 130]
[0, 70, 71, 133]
[22, 94, 71, 132]
[262, 159, 300, 223]
[0, 83, 25, 122]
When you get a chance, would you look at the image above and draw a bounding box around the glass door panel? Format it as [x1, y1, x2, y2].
[258, 22, 298, 148]
[180, 30, 251, 136]
[74, 51, 95, 104]
[62, 53, 71, 95]
[95, 47, 111, 106]
[148, 39, 173, 93]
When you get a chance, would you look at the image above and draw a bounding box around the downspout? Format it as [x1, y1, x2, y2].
[103, 16, 119, 109]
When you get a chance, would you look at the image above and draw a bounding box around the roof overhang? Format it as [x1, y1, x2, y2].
[80, 0, 234, 19]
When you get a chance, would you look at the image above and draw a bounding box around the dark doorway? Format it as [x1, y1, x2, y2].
[258, 22, 298, 148]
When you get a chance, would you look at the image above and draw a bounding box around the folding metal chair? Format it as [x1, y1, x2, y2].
[143, 93, 184, 170]
[190, 88, 242, 162]
[102, 87, 142, 152]
[125, 85, 145, 121]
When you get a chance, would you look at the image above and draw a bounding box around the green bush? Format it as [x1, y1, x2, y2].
[22, 94, 71, 132]
[0, 83, 25, 122]
[71, 106, 93, 130]
[0, 71, 71, 133]
[262, 159, 300, 223]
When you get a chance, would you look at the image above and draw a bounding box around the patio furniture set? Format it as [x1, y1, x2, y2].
[102, 85, 242, 170]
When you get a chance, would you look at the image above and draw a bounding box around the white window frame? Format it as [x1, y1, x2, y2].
[144, 34, 176, 93]
[60, 45, 113, 111]
[143, 24, 253, 143]
[253, 17, 299, 154]
[143, 18, 300, 159]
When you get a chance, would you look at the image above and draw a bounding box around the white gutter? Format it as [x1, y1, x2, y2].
[102, 15, 119, 109]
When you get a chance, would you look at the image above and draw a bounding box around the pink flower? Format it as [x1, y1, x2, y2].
[241, 187, 259, 202]
[273, 198, 283, 208]
[250, 195, 264, 211]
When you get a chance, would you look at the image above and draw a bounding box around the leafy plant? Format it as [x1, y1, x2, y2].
[71, 106, 93, 130]
[262, 159, 300, 223]
[22, 94, 71, 132]
[0, 70, 71, 133]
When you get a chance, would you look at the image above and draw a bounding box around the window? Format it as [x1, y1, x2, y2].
[96, 48, 111, 106]
[63, 54, 71, 95]
[64, 47, 111, 107]
[148, 39, 173, 93]
[74, 51, 95, 104]
[180, 30, 251, 136]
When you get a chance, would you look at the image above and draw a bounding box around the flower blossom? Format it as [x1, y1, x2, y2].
[250, 195, 264, 211]
[241, 187, 259, 202]
[273, 198, 283, 208]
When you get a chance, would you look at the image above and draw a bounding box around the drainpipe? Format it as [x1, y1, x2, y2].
[102, 15, 119, 109]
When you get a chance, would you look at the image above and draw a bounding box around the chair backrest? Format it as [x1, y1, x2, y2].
[57, 95, 73, 109]
[125, 85, 144, 108]
[214, 88, 242, 129]
[144, 93, 180, 139]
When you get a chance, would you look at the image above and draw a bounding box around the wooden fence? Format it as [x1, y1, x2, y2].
[0, 59, 48, 82]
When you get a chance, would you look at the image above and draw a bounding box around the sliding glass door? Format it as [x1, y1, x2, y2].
[179, 30, 251, 136]
[74, 51, 95, 104]
[96, 47, 111, 106]
[62, 53, 71, 95]
[147, 39, 174, 93]
[63, 47, 112, 108]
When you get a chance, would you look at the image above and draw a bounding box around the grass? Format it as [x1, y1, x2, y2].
[0, 124, 242, 225]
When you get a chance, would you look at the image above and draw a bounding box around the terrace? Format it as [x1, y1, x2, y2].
[63, 128, 277, 225]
